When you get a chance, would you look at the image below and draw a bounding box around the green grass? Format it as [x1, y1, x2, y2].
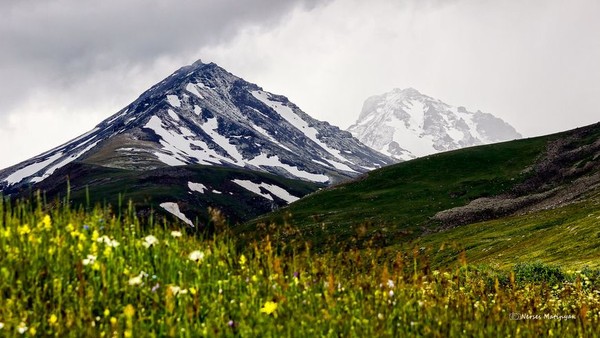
[1, 198, 600, 337]
[412, 193, 600, 270]
[240, 134, 553, 249]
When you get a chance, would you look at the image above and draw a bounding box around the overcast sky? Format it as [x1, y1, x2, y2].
[1, 0, 599, 169]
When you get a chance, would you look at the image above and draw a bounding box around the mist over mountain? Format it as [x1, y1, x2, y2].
[348, 88, 522, 161]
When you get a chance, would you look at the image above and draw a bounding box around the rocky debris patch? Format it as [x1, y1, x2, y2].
[433, 123, 600, 228]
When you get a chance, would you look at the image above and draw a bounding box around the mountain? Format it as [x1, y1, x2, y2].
[0, 60, 393, 225]
[347, 88, 522, 161]
[242, 122, 600, 263]
[29, 162, 322, 226]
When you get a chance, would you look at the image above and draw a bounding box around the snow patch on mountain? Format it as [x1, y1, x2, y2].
[251, 90, 351, 163]
[2, 152, 63, 185]
[188, 182, 207, 194]
[30, 140, 101, 183]
[232, 179, 299, 203]
[248, 153, 329, 183]
[167, 95, 181, 108]
[160, 202, 194, 227]
[198, 117, 245, 165]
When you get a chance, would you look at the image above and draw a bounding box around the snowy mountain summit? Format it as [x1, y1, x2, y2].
[347, 88, 522, 161]
[0, 60, 393, 191]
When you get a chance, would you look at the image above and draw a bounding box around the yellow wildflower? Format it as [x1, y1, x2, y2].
[124, 304, 135, 318]
[40, 215, 51, 230]
[48, 314, 58, 325]
[28, 234, 40, 245]
[110, 317, 117, 325]
[260, 301, 278, 315]
[239, 254, 247, 266]
[29, 327, 37, 336]
[104, 309, 110, 317]
[103, 246, 112, 258]
[17, 224, 31, 236]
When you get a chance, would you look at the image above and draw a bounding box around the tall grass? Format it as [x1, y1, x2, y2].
[0, 197, 599, 337]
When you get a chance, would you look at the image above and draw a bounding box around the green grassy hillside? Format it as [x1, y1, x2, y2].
[415, 191, 600, 270]
[240, 123, 600, 256]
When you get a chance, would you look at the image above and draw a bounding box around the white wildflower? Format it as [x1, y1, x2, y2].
[128, 276, 143, 286]
[170, 231, 182, 238]
[97, 235, 120, 247]
[169, 285, 188, 296]
[188, 250, 205, 262]
[387, 279, 395, 289]
[82, 254, 97, 266]
[17, 322, 27, 334]
[142, 235, 159, 248]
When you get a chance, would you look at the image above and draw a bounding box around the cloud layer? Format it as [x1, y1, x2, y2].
[1, 0, 599, 168]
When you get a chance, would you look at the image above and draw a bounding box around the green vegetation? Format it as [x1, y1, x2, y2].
[1, 198, 599, 337]
[242, 122, 600, 257]
[412, 195, 600, 270]
[23, 163, 321, 225]
[241, 134, 554, 248]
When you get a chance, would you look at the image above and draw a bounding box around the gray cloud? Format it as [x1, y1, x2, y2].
[0, 0, 329, 167]
[1, 0, 599, 169]
[0, 0, 327, 111]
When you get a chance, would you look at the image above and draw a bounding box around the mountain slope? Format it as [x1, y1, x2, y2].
[0, 60, 393, 192]
[348, 88, 522, 160]
[26, 162, 322, 226]
[241, 122, 600, 251]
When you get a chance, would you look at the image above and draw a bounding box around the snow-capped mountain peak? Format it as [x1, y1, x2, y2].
[348, 88, 522, 161]
[0, 60, 393, 190]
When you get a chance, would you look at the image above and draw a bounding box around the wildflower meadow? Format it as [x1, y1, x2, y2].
[1, 197, 599, 337]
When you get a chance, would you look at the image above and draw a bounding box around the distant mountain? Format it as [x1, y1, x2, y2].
[0, 60, 393, 225]
[347, 88, 522, 161]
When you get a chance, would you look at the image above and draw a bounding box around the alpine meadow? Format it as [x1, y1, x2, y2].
[2, 1, 600, 335]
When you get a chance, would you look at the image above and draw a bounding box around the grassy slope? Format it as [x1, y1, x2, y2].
[414, 190, 600, 270]
[241, 122, 600, 272]
[240, 134, 554, 248]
